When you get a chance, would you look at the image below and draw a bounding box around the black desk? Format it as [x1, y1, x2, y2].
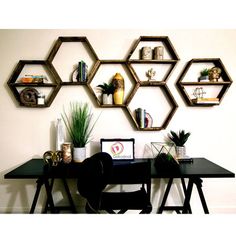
[4, 158, 235, 214]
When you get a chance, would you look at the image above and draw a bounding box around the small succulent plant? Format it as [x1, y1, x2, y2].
[168, 130, 191, 147]
[97, 82, 115, 95]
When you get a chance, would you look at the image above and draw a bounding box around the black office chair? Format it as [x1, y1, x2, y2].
[77, 153, 152, 214]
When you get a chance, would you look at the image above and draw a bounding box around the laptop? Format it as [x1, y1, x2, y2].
[100, 138, 135, 164]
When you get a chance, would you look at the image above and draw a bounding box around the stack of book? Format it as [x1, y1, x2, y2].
[135, 108, 153, 128]
[75, 60, 88, 82]
[192, 97, 219, 104]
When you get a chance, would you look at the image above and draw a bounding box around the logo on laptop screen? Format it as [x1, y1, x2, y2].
[111, 142, 124, 157]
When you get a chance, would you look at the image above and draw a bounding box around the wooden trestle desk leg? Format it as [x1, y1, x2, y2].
[158, 178, 192, 214]
[30, 178, 44, 213]
[182, 177, 209, 214]
[30, 177, 56, 213]
[43, 177, 56, 213]
[43, 178, 77, 213]
[158, 178, 174, 214]
[61, 178, 77, 213]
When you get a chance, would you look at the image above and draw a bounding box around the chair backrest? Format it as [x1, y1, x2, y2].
[77, 152, 113, 211]
[100, 160, 152, 213]
[111, 161, 150, 183]
[77, 155, 151, 213]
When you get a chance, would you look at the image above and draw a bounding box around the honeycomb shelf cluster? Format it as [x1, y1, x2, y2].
[7, 36, 232, 131]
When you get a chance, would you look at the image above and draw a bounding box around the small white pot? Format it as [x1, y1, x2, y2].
[102, 94, 113, 105]
[73, 147, 86, 162]
[176, 146, 186, 159]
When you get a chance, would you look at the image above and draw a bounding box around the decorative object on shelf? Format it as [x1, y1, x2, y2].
[135, 108, 153, 128]
[176, 58, 232, 107]
[37, 92, 45, 105]
[208, 66, 222, 82]
[112, 73, 125, 105]
[151, 142, 179, 172]
[145, 112, 153, 128]
[141, 46, 152, 60]
[192, 87, 219, 104]
[61, 102, 98, 162]
[71, 60, 88, 82]
[167, 130, 191, 159]
[62, 142, 72, 163]
[146, 68, 156, 81]
[19, 87, 39, 106]
[192, 97, 219, 104]
[43, 150, 62, 166]
[153, 46, 164, 60]
[135, 108, 146, 128]
[192, 87, 206, 99]
[20, 75, 48, 84]
[198, 68, 209, 82]
[97, 82, 115, 105]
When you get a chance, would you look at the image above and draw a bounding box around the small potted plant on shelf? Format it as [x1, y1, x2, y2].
[61, 102, 98, 162]
[97, 82, 115, 105]
[198, 68, 209, 82]
[167, 130, 191, 159]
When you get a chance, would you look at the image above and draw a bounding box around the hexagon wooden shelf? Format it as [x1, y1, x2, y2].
[7, 60, 61, 107]
[126, 36, 179, 83]
[125, 83, 178, 131]
[176, 58, 233, 106]
[87, 60, 138, 108]
[47, 36, 100, 85]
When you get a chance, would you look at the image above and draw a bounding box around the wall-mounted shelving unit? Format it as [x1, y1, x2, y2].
[176, 58, 233, 106]
[124, 36, 179, 130]
[7, 60, 61, 107]
[87, 59, 138, 108]
[7, 36, 232, 130]
[47, 36, 100, 86]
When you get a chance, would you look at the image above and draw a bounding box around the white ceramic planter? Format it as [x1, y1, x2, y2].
[102, 94, 113, 105]
[176, 146, 186, 159]
[73, 147, 86, 162]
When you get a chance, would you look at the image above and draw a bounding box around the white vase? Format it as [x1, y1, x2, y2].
[176, 146, 186, 159]
[102, 94, 113, 105]
[73, 147, 86, 162]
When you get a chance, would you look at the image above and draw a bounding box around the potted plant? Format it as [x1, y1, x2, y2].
[198, 68, 209, 82]
[97, 82, 115, 105]
[61, 102, 97, 162]
[167, 130, 191, 159]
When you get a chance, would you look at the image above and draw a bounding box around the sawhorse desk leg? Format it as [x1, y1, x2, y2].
[182, 177, 209, 214]
[43, 178, 77, 213]
[158, 178, 191, 214]
[30, 177, 55, 213]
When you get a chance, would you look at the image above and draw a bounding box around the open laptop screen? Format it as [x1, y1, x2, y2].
[100, 138, 135, 160]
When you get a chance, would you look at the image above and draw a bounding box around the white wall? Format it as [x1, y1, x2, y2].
[0, 29, 236, 213]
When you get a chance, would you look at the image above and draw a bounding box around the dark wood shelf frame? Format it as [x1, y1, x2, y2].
[176, 58, 233, 107]
[47, 36, 100, 85]
[7, 60, 61, 107]
[124, 36, 179, 130]
[87, 59, 138, 107]
[125, 84, 178, 131]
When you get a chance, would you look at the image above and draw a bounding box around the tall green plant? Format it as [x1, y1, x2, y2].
[61, 102, 97, 147]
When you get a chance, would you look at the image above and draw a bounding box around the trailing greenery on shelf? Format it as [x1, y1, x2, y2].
[61, 102, 98, 148]
[168, 130, 191, 147]
[97, 82, 115, 95]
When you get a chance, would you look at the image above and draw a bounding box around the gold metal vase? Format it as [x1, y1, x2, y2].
[112, 73, 124, 105]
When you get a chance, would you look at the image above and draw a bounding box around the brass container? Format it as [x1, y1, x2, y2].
[112, 73, 125, 105]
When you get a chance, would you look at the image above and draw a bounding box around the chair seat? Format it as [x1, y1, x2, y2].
[100, 187, 152, 213]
